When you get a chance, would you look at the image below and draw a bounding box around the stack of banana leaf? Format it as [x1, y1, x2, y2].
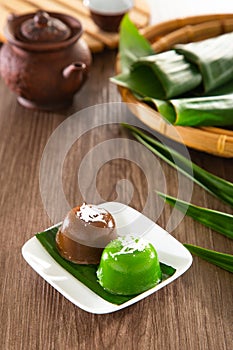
[111, 16, 233, 127]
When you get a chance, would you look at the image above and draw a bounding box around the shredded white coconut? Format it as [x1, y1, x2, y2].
[110, 236, 149, 257]
[76, 203, 112, 225]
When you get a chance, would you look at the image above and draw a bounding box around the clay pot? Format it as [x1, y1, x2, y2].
[0, 11, 92, 110]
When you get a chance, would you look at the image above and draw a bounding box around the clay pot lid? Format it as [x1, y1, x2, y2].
[20, 10, 71, 42]
[5, 11, 83, 51]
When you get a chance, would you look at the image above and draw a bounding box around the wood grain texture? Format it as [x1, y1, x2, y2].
[0, 50, 232, 350]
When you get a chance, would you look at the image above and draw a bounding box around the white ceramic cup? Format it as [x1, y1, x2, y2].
[84, 0, 134, 32]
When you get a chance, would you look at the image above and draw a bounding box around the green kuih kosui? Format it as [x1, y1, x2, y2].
[97, 236, 162, 295]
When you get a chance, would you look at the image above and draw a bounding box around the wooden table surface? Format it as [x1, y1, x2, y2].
[1, 6, 233, 350]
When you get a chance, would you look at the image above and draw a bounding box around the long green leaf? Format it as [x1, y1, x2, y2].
[119, 14, 154, 73]
[184, 244, 233, 273]
[157, 192, 233, 239]
[36, 228, 176, 305]
[122, 124, 233, 207]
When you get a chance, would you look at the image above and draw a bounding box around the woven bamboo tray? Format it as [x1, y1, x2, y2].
[0, 0, 150, 52]
[117, 14, 233, 158]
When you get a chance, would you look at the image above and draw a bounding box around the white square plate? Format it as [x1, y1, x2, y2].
[22, 202, 192, 314]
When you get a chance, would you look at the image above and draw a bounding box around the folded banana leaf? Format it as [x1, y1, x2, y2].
[132, 51, 202, 99]
[112, 15, 233, 127]
[146, 97, 176, 124]
[112, 48, 202, 101]
[112, 66, 168, 100]
[144, 93, 233, 126]
[175, 32, 233, 93]
[172, 93, 233, 126]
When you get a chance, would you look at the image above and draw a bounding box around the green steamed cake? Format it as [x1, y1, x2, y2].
[97, 236, 162, 295]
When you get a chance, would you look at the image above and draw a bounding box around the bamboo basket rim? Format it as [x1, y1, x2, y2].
[117, 14, 233, 158]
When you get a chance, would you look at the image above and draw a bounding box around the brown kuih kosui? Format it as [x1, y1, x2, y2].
[56, 203, 117, 264]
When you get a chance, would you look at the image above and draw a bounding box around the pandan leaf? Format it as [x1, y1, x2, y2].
[122, 124, 233, 207]
[184, 244, 233, 273]
[157, 192, 233, 239]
